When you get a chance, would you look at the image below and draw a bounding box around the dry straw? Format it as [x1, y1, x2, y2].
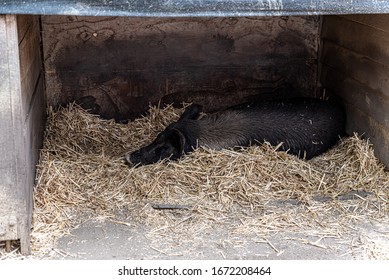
[3, 103, 388, 259]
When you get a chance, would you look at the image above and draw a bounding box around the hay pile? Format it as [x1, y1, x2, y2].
[29, 103, 389, 258]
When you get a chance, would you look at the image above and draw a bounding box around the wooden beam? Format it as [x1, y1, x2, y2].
[0, 15, 45, 255]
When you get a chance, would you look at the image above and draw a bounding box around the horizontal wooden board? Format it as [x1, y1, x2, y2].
[321, 66, 389, 131]
[322, 15, 389, 66]
[339, 14, 389, 33]
[320, 40, 389, 97]
[42, 15, 319, 121]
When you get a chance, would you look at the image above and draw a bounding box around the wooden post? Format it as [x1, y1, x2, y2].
[0, 15, 45, 255]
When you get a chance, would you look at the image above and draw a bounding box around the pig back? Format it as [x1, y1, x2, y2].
[197, 98, 345, 159]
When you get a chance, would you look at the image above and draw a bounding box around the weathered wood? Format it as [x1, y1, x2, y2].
[0, 14, 25, 252]
[345, 104, 389, 167]
[17, 15, 35, 44]
[322, 55, 389, 168]
[18, 16, 42, 119]
[339, 14, 389, 32]
[320, 15, 389, 167]
[18, 15, 45, 255]
[321, 66, 389, 130]
[321, 41, 389, 97]
[42, 16, 319, 121]
[0, 15, 45, 255]
[322, 15, 389, 66]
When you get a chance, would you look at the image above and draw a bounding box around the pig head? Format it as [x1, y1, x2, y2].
[125, 104, 202, 166]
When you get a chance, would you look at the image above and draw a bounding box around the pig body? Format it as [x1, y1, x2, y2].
[126, 98, 345, 166]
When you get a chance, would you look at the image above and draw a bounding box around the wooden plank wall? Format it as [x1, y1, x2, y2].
[0, 15, 45, 254]
[42, 16, 319, 121]
[320, 15, 389, 166]
[18, 15, 46, 254]
[0, 15, 22, 246]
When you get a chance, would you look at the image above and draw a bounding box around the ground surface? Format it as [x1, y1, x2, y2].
[53, 214, 389, 260]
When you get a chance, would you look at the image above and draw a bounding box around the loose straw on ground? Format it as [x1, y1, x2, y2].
[2, 103, 388, 259]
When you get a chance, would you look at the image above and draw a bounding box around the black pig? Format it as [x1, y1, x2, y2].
[125, 98, 345, 166]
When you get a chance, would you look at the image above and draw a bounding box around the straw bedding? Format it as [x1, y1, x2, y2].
[5, 103, 389, 258]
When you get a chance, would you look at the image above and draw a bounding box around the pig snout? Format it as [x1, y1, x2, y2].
[124, 152, 135, 167]
[124, 127, 188, 167]
[124, 150, 144, 167]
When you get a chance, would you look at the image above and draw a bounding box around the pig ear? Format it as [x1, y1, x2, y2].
[170, 129, 187, 155]
[178, 104, 202, 121]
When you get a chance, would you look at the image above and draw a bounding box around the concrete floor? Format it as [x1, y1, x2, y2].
[54, 216, 389, 260]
